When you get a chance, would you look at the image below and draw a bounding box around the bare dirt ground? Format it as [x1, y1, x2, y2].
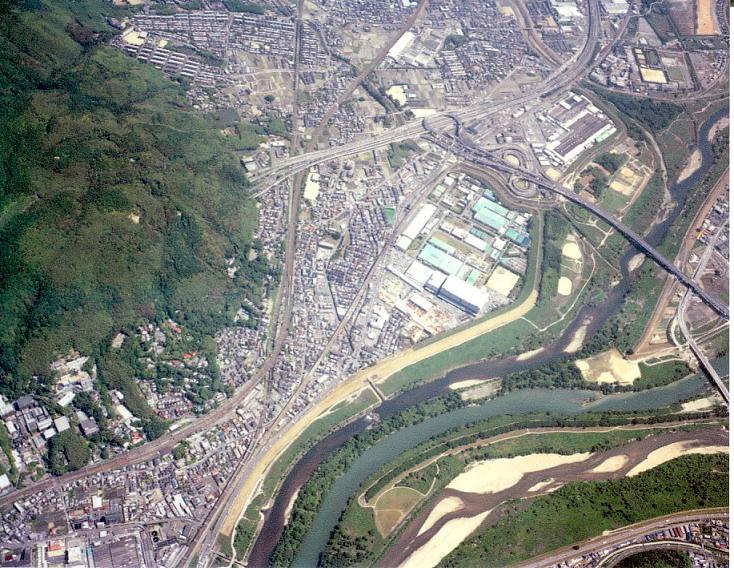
[576, 348, 641, 385]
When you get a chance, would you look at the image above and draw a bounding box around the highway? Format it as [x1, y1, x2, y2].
[429, 131, 730, 320]
[247, 0, 605, 187]
[518, 508, 729, 568]
[676, 219, 730, 404]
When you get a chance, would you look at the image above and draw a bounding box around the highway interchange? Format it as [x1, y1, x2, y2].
[1, 0, 728, 565]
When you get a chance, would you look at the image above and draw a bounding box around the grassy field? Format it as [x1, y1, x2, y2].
[380, 318, 538, 396]
[598, 187, 629, 215]
[635, 359, 691, 390]
[373, 486, 424, 536]
[440, 453, 728, 567]
[232, 518, 256, 560]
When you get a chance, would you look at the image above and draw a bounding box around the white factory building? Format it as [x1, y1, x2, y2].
[396, 203, 437, 250]
[438, 275, 489, 315]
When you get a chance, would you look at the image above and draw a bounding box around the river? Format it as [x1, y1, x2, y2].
[248, 104, 728, 567]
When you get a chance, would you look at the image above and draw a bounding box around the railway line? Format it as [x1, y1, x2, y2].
[519, 509, 730, 568]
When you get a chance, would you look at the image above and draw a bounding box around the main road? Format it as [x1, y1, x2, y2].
[518, 508, 729, 568]
[248, 0, 607, 188]
[434, 132, 730, 320]
[676, 218, 730, 404]
[186, 0, 431, 564]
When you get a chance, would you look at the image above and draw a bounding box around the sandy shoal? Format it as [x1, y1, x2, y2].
[563, 325, 587, 353]
[679, 397, 715, 412]
[284, 488, 300, 524]
[447, 453, 591, 495]
[707, 117, 729, 142]
[676, 149, 702, 183]
[628, 253, 645, 272]
[401, 510, 490, 568]
[418, 496, 465, 536]
[516, 347, 544, 361]
[527, 478, 555, 492]
[591, 455, 629, 473]
[449, 379, 490, 391]
[626, 442, 729, 477]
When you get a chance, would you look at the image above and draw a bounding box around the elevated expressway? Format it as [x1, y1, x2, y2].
[675, 220, 730, 404]
[429, 131, 730, 321]
[248, 0, 606, 190]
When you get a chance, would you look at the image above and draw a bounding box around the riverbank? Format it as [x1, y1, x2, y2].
[383, 428, 727, 567]
[219, 213, 544, 544]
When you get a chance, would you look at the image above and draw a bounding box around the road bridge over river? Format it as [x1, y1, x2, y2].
[427, 132, 730, 321]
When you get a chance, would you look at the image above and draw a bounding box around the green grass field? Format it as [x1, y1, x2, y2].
[635, 360, 691, 390]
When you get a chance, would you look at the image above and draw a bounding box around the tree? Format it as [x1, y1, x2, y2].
[47, 430, 90, 475]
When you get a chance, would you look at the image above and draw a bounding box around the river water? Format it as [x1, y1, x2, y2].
[248, 105, 729, 567]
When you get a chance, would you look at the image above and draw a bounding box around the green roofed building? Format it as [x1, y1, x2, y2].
[485, 199, 509, 217]
[418, 243, 463, 275]
[470, 226, 490, 240]
[474, 208, 508, 231]
[466, 269, 482, 285]
[505, 227, 530, 247]
[429, 237, 456, 255]
[472, 197, 509, 218]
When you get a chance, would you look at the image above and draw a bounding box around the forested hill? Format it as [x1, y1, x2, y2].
[0, 0, 270, 401]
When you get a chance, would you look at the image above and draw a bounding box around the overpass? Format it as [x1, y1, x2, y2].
[247, 0, 605, 188]
[429, 132, 729, 321]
